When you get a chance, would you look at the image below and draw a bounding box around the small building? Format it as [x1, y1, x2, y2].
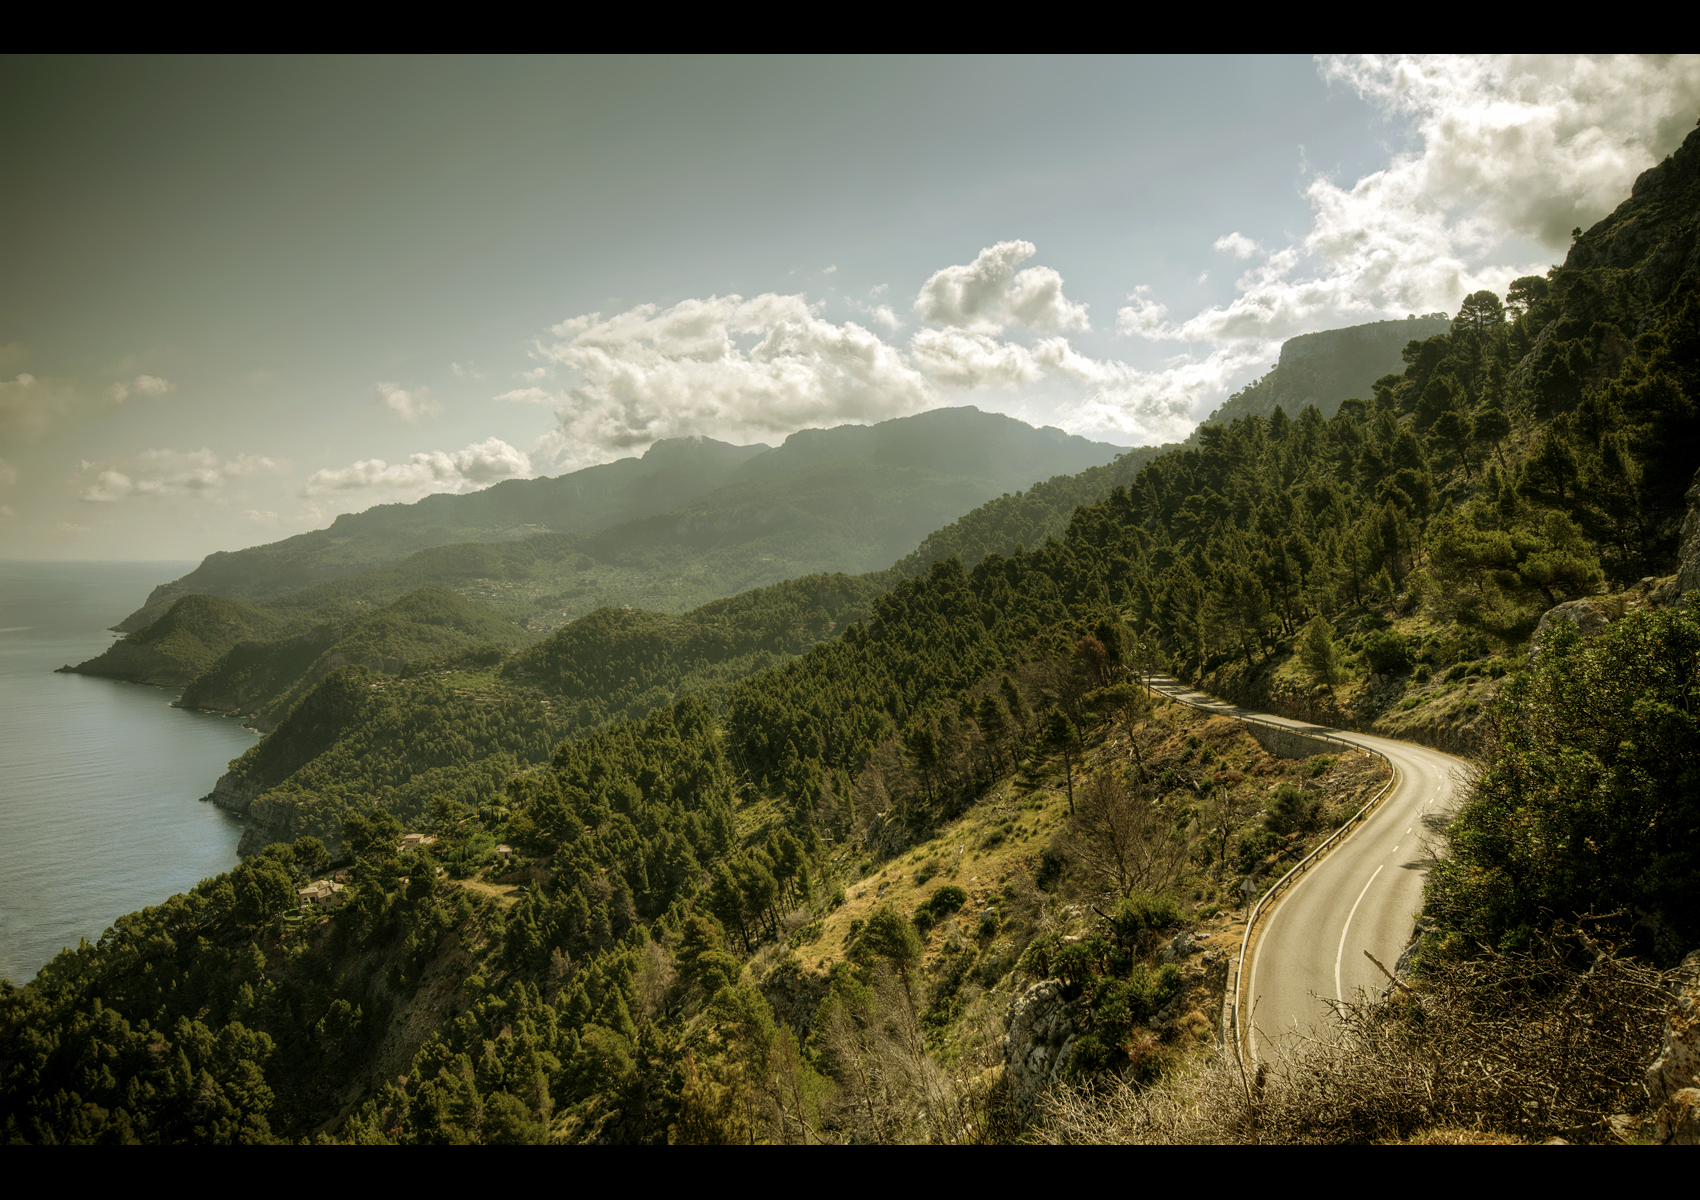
[398, 833, 439, 852]
[297, 879, 349, 909]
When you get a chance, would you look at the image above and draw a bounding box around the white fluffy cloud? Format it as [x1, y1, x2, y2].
[0, 457, 15, 488]
[1051, 340, 1281, 446]
[493, 386, 555, 405]
[907, 328, 1042, 389]
[1324, 54, 1700, 248]
[534, 293, 936, 465]
[520, 239, 1290, 464]
[913, 240, 1090, 335]
[302, 437, 531, 497]
[104, 374, 173, 404]
[77, 448, 284, 503]
[1213, 232, 1261, 260]
[375, 381, 440, 421]
[1114, 287, 1171, 339]
[1128, 54, 1700, 345]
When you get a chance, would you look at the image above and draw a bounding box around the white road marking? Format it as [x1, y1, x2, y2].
[1334, 864, 1385, 1000]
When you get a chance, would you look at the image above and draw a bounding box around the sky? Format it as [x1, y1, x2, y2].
[2, 54, 1698, 560]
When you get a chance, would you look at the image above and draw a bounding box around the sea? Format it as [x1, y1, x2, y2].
[0, 561, 258, 983]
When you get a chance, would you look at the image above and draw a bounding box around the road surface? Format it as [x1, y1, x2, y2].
[1146, 675, 1470, 1063]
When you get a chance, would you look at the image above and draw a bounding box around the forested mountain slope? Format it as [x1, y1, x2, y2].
[8, 123, 1700, 1145]
[113, 408, 1128, 631]
[1198, 314, 1452, 431]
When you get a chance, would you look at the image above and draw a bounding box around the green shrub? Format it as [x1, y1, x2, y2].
[1109, 891, 1183, 945]
[1237, 828, 1282, 874]
[1036, 848, 1066, 892]
[927, 884, 968, 916]
[1363, 630, 1414, 675]
[1266, 784, 1322, 835]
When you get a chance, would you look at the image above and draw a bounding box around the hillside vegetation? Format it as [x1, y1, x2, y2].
[9, 122, 1700, 1144]
[112, 408, 1132, 632]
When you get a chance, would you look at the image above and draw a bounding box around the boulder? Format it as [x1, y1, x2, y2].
[1004, 980, 1077, 1118]
[1655, 1088, 1700, 1146]
[1527, 598, 1613, 661]
[1647, 950, 1700, 1112]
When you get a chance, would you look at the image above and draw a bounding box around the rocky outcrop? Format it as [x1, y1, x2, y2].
[201, 770, 264, 817]
[1004, 981, 1077, 1118]
[1271, 317, 1452, 416]
[1650, 467, 1700, 609]
[1565, 122, 1700, 306]
[1529, 575, 1671, 661]
[1527, 597, 1615, 660]
[1647, 950, 1700, 1144]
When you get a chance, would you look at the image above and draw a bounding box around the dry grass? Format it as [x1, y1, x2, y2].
[449, 877, 525, 908]
[1035, 929, 1668, 1145]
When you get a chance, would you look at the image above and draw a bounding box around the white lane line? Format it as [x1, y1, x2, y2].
[1334, 864, 1386, 1000]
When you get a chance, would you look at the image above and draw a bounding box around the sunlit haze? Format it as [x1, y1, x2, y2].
[3, 54, 1697, 559]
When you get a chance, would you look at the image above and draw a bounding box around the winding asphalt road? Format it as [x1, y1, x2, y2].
[1146, 676, 1471, 1063]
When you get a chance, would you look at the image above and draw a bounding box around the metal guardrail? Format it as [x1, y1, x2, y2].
[1142, 676, 1398, 1069]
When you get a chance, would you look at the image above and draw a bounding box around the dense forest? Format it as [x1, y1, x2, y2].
[6, 122, 1700, 1145]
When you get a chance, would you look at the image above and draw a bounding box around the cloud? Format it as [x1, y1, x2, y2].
[450, 361, 483, 380]
[526, 238, 1260, 466]
[1213, 232, 1261, 259]
[0, 457, 14, 488]
[104, 374, 174, 404]
[77, 448, 285, 503]
[302, 437, 531, 498]
[1146, 54, 1700, 345]
[375, 381, 441, 421]
[823, 264, 837, 274]
[1322, 54, 1700, 248]
[0, 505, 14, 517]
[535, 293, 935, 466]
[1050, 340, 1282, 446]
[0, 373, 78, 443]
[912, 241, 1090, 335]
[907, 328, 1042, 389]
[846, 298, 902, 331]
[1115, 287, 1173, 339]
[493, 386, 556, 404]
[81, 471, 134, 502]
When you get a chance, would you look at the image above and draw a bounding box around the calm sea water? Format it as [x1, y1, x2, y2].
[0, 561, 258, 983]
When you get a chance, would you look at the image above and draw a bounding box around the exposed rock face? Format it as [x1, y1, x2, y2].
[1198, 316, 1451, 431]
[1528, 573, 1672, 661]
[201, 770, 263, 817]
[1004, 980, 1077, 1118]
[1650, 467, 1700, 609]
[1527, 597, 1615, 660]
[1270, 317, 1451, 416]
[1564, 123, 1700, 305]
[1647, 950, 1700, 1146]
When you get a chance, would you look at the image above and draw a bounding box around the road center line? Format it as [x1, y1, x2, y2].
[1334, 864, 1385, 1000]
